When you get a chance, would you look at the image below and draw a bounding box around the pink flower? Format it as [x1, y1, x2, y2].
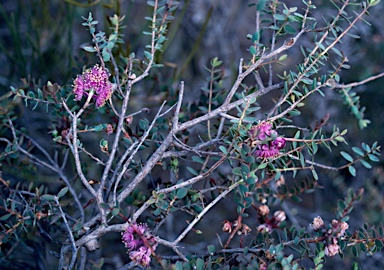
[106, 124, 114, 135]
[121, 223, 157, 267]
[257, 223, 272, 233]
[258, 205, 270, 216]
[325, 239, 340, 257]
[339, 221, 349, 236]
[129, 246, 151, 267]
[222, 220, 232, 233]
[73, 64, 113, 107]
[273, 210, 286, 225]
[311, 216, 324, 231]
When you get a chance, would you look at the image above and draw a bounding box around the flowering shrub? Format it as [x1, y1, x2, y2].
[0, 0, 383, 269]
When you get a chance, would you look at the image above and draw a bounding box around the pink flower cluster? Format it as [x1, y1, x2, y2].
[121, 223, 157, 267]
[249, 122, 286, 158]
[257, 210, 286, 233]
[73, 64, 113, 107]
[310, 216, 349, 257]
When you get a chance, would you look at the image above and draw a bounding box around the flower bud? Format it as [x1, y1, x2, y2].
[222, 220, 232, 233]
[273, 210, 286, 225]
[311, 216, 324, 231]
[258, 205, 270, 216]
[241, 224, 252, 235]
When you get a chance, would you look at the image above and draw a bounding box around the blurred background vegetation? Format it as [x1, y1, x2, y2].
[0, 0, 383, 269]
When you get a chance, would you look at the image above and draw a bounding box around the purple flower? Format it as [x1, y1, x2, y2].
[250, 122, 286, 158]
[272, 137, 286, 150]
[249, 122, 277, 141]
[72, 64, 113, 107]
[255, 144, 279, 158]
[73, 75, 86, 101]
[121, 223, 157, 267]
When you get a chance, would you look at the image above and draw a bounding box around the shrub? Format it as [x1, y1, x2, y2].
[0, 0, 383, 269]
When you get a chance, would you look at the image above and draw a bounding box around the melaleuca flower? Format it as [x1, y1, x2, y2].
[325, 238, 340, 257]
[272, 137, 286, 150]
[331, 219, 349, 237]
[273, 210, 286, 225]
[258, 205, 270, 216]
[255, 144, 280, 158]
[121, 223, 157, 267]
[129, 246, 151, 267]
[249, 122, 286, 158]
[222, 220, 232, 233]
[249, 122, 277, 141]
[257, 223, 272, 233]
[311, 216, 325, 231]
[73, 64, 113, 107]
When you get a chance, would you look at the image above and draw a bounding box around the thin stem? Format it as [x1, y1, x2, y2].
[172, 180, 243, 245]
[55, 196, 77, 269]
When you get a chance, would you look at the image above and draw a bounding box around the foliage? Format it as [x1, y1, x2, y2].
[0, 0, 383, 269]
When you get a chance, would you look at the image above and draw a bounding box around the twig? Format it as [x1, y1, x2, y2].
[55, 196, 77, 269]
[172, 180, 243, 245]
[329, 71, 384, 89]
[113, 101, 167, 204]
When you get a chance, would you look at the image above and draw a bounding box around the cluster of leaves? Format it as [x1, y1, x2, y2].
[0, 0, 383, 269]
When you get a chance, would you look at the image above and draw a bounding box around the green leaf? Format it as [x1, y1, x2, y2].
[100, 203, 110, 210]
[174, 261, 183, 270]
[279, 54, 288, 61]
[93, 124, 104, 132]
[192, 156, 204, 163]
[219, 146, 228, 154]
[112, 208, 120, 216]
[252, 31, 259, 43]
[207, 245, 216, 255]
[249, 45, 257, 55]
[258, 163, 268, 170]
[368, 154, 379, 162]
[352, 245, 359, 257]
[352, 147, 364, 156]
[144, 51, 152, 61]
[0, 213, 12, 221]
[335, 136, 345, 142]
[187, 166, 198, 176]
[57, 187, 69, 198]
[273, 14, 286, 21]
[196, 258, 205, 270]
[369, 0, 381, 6]
[360, 159, 372, 169]
[311, 169, 318, 180]
[232, 167, 242, 176]
[83, 46, 96, 52]
[176, 188, 188, 199]
[41, 194, 55, 201]
[241, 163, 250, 174]
[340, 151, 353, 162]
[257, 0, 266, 10]
[348, 166, 356, 177]
[291, 195, 302, 202]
